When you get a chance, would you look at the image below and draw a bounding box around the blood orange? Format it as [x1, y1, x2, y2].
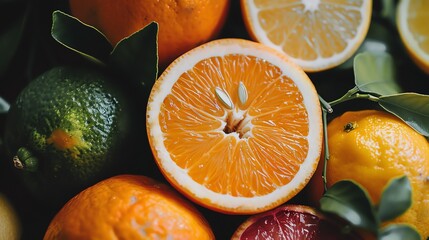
[231, 204, 361, 239]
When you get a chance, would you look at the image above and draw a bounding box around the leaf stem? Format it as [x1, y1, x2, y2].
[355, 93, 380, 102]
[328, 86, 360, 106]
[319, 95, 333, 113]
[319, 95, 332, 192]
[321, 107, 330, 192]
[329, 87, 380, 106]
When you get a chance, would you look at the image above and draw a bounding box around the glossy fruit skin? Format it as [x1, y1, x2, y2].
[3, 66, 134, 205]
[44, 174, 215, 240]
[232, 204, 362, 240]
[308, 110, 429, 238]
[69, 0, 230, 67]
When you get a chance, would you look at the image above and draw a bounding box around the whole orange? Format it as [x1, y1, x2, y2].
[307, 110, 429, 239]
[69, 0, 230, 67]
[44, 175, 214, 239]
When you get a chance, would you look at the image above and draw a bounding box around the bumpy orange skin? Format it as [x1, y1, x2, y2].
[308, 110, 429, 239]
[44, 175, 214, 240]
[69, 0, 230, 67]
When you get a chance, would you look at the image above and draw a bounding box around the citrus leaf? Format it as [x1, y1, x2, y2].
[51, 10, 112, 65]
[0, 96, 10, 113]
[320, 180, 378, 232]
[379, 224, 421, 240]
[377, 176, 412, 222]
[354, 52, 401, 95]
[109, 22, 158, 92]
[0, 6, 27, 75]
[379, 93, 429, 137]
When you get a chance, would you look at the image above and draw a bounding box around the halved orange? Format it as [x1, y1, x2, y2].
[397, 0, 429, 74]
[146, 38, 323, 214]
[241, 0, 372, 72]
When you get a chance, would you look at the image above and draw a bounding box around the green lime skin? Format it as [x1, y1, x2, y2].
[3, 66, 136, 206]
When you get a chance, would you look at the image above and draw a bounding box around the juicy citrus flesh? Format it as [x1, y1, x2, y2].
[147, 39, 323, 214]
[309, 110, 429, 238]
[44, 175, 214, 240]
[163, 54, 310, 195]
[241, 0, 372, 72]
[232, 204, 361, 240]
[397, 0, 429, 73]
[69, 0, 230, 67]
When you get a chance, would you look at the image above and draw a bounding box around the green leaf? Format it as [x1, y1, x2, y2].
[51, 10, 112, 65]
[379, 224, 421, 240]
[0, 96, 10, 113]
[0, 6, 27, 75]
[377, 176, 412, 222]
[379, 93, 429, 137]
[320, 180, 378, 232]
[109, 22, 159, 92]
[354, 52, 401, 95]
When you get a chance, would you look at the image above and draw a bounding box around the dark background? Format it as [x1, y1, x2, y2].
[1, 1, 428, 239]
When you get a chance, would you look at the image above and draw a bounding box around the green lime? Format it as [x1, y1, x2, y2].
[3, 66, 136, 205]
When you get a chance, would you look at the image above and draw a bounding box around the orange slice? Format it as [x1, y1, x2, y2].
[397, 0, 429, 74]
[241, 0, 372, 72]
[146, 38, 323, 214]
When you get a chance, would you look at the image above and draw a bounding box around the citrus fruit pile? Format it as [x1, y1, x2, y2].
[0, 0, 428, 239]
